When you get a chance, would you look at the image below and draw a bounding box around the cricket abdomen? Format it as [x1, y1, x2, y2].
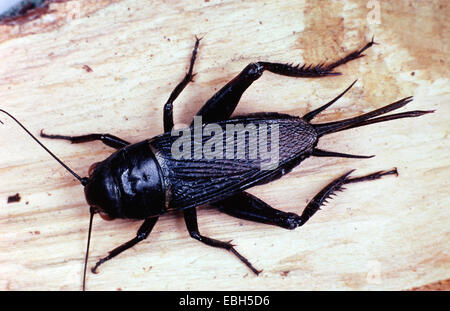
[149, 113, 318, 211]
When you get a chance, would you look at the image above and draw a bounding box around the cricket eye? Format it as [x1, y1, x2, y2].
[99, 211, 115, 221]
[91, 205, 114, 221]
[88, 162, 99, 176]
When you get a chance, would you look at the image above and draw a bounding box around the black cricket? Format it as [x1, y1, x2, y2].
[1, 36, 433, 290]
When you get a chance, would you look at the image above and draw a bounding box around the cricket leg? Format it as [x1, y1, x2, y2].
[40, 130, 130, 149]
[214, 168, 398, 229]
[163, 36, 201, 132]
[194, 38, 377, 124]
[297, 168, 397, 225]
[183, 207, 261, 275]
[91, 216, 159, 273]
[212, 191, 302, 230]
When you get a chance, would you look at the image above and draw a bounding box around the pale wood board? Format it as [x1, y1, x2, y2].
[0, 0, 448, 291]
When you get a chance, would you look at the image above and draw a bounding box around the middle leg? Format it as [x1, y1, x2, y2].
[163, 36, 201, 132]
[183, 207, 261, 275]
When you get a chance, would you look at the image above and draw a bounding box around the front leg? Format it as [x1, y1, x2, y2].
[183, 207, 261, 275]
[40, 130, 129, 149]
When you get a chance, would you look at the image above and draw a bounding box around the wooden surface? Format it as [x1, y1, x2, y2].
[0, 0, 448, 291]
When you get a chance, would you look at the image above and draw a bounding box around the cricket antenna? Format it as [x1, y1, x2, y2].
[0, 110, 88, 186]
[82, 207, 95, 291]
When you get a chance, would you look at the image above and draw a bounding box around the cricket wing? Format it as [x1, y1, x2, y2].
[149, 115, 317, 210]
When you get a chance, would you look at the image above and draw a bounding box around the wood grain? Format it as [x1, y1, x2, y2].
[0, 0, 448, 291]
